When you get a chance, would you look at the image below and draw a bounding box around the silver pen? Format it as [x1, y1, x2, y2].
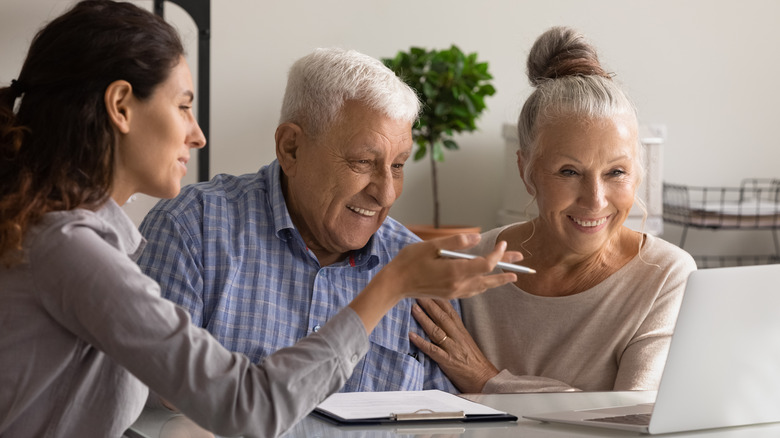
[437, 249, 536, 274]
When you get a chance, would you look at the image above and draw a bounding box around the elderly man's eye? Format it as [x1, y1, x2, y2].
[348, 159, 373, 172]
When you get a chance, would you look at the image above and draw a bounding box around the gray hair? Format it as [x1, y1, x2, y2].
[280, 47, 420, 136]
[517, 27, 643, 193]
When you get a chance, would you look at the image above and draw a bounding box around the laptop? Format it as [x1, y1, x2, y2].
[525, 263, 780, 434]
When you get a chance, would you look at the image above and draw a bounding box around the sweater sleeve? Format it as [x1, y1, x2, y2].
[483, 371, 579, 393]
[612, 240, 697, 390]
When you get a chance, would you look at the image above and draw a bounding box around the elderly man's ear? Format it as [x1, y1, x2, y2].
[275, 122, 305, 177]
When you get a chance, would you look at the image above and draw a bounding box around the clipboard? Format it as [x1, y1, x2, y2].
[312, 389, 518, 425]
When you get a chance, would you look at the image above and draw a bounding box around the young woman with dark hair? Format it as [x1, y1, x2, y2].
[0, 2, 520, 437]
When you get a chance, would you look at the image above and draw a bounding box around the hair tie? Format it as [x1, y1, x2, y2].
[10, 79, 26, 97]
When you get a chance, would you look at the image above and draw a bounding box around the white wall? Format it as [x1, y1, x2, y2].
[3, 0, 780, 258]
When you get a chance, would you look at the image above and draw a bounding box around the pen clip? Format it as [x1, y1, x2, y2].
[391, 409, 466, 421]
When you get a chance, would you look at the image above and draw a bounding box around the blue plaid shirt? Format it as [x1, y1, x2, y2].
[137, 160, 457, 393]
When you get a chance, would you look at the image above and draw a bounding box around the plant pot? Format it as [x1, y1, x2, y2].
[406, 224, 481, 241]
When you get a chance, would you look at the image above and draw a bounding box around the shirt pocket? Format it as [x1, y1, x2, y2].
[341, 340, 424, 392]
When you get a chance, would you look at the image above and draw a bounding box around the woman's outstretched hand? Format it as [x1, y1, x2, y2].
[349, 233, 523, 334]
[388, 233, 523, 300]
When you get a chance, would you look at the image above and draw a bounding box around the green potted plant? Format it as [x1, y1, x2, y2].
[382, 45, 495, 239]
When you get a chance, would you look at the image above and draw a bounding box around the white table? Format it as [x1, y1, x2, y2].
[130, 390, 780, 437]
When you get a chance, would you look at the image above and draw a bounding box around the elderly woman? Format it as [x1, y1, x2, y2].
[411, 26, 697, 393]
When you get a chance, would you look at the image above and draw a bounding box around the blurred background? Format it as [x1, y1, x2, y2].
[3, 0, 779, 262]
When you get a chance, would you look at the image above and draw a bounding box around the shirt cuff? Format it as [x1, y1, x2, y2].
[318, 307, 370, 373]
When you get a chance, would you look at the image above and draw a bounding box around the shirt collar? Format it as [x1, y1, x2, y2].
[265, 159, 379, 270]
[96, 198, 147, 261]
[267, 159, 297, 240]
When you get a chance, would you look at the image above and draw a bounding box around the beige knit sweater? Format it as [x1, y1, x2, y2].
[462, 227, 697, 393]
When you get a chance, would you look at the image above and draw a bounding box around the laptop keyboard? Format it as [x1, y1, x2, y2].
[585, 413, 651, 426]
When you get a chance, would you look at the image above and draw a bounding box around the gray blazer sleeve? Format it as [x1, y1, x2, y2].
[30, 214, 369, 438]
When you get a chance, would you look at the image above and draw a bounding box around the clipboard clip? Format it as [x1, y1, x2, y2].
[391, 409, 466, 421]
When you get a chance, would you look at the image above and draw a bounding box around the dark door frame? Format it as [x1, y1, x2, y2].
[154, 0, 211, 182]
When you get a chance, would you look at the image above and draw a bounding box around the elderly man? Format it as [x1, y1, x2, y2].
[137, 47, 458, 392]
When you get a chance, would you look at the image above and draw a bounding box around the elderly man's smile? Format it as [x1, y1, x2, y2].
[347, 205, 377, 217]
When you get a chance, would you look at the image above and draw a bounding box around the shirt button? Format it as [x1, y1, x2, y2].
[313, 325, 321, 333]
[351, 354, 359, 363]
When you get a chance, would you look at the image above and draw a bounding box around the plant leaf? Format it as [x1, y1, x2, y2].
[382, 44, 496, 222]
[443, 139, 459, 151]
[432, 141, 445, 162]
[414, 143, 427, 161]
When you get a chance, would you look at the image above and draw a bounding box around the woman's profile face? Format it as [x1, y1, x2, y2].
[531, 115, 639, 257]
[113, 56, 206, 202]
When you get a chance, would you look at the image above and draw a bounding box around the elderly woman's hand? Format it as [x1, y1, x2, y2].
[410, 298, 499, 393]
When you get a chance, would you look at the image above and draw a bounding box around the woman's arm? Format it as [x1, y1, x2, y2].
[351, 234, 520, 333]
[411, 298, 579, 393]
[409, 298, 499, 393]
[33, 221, 521, 437]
